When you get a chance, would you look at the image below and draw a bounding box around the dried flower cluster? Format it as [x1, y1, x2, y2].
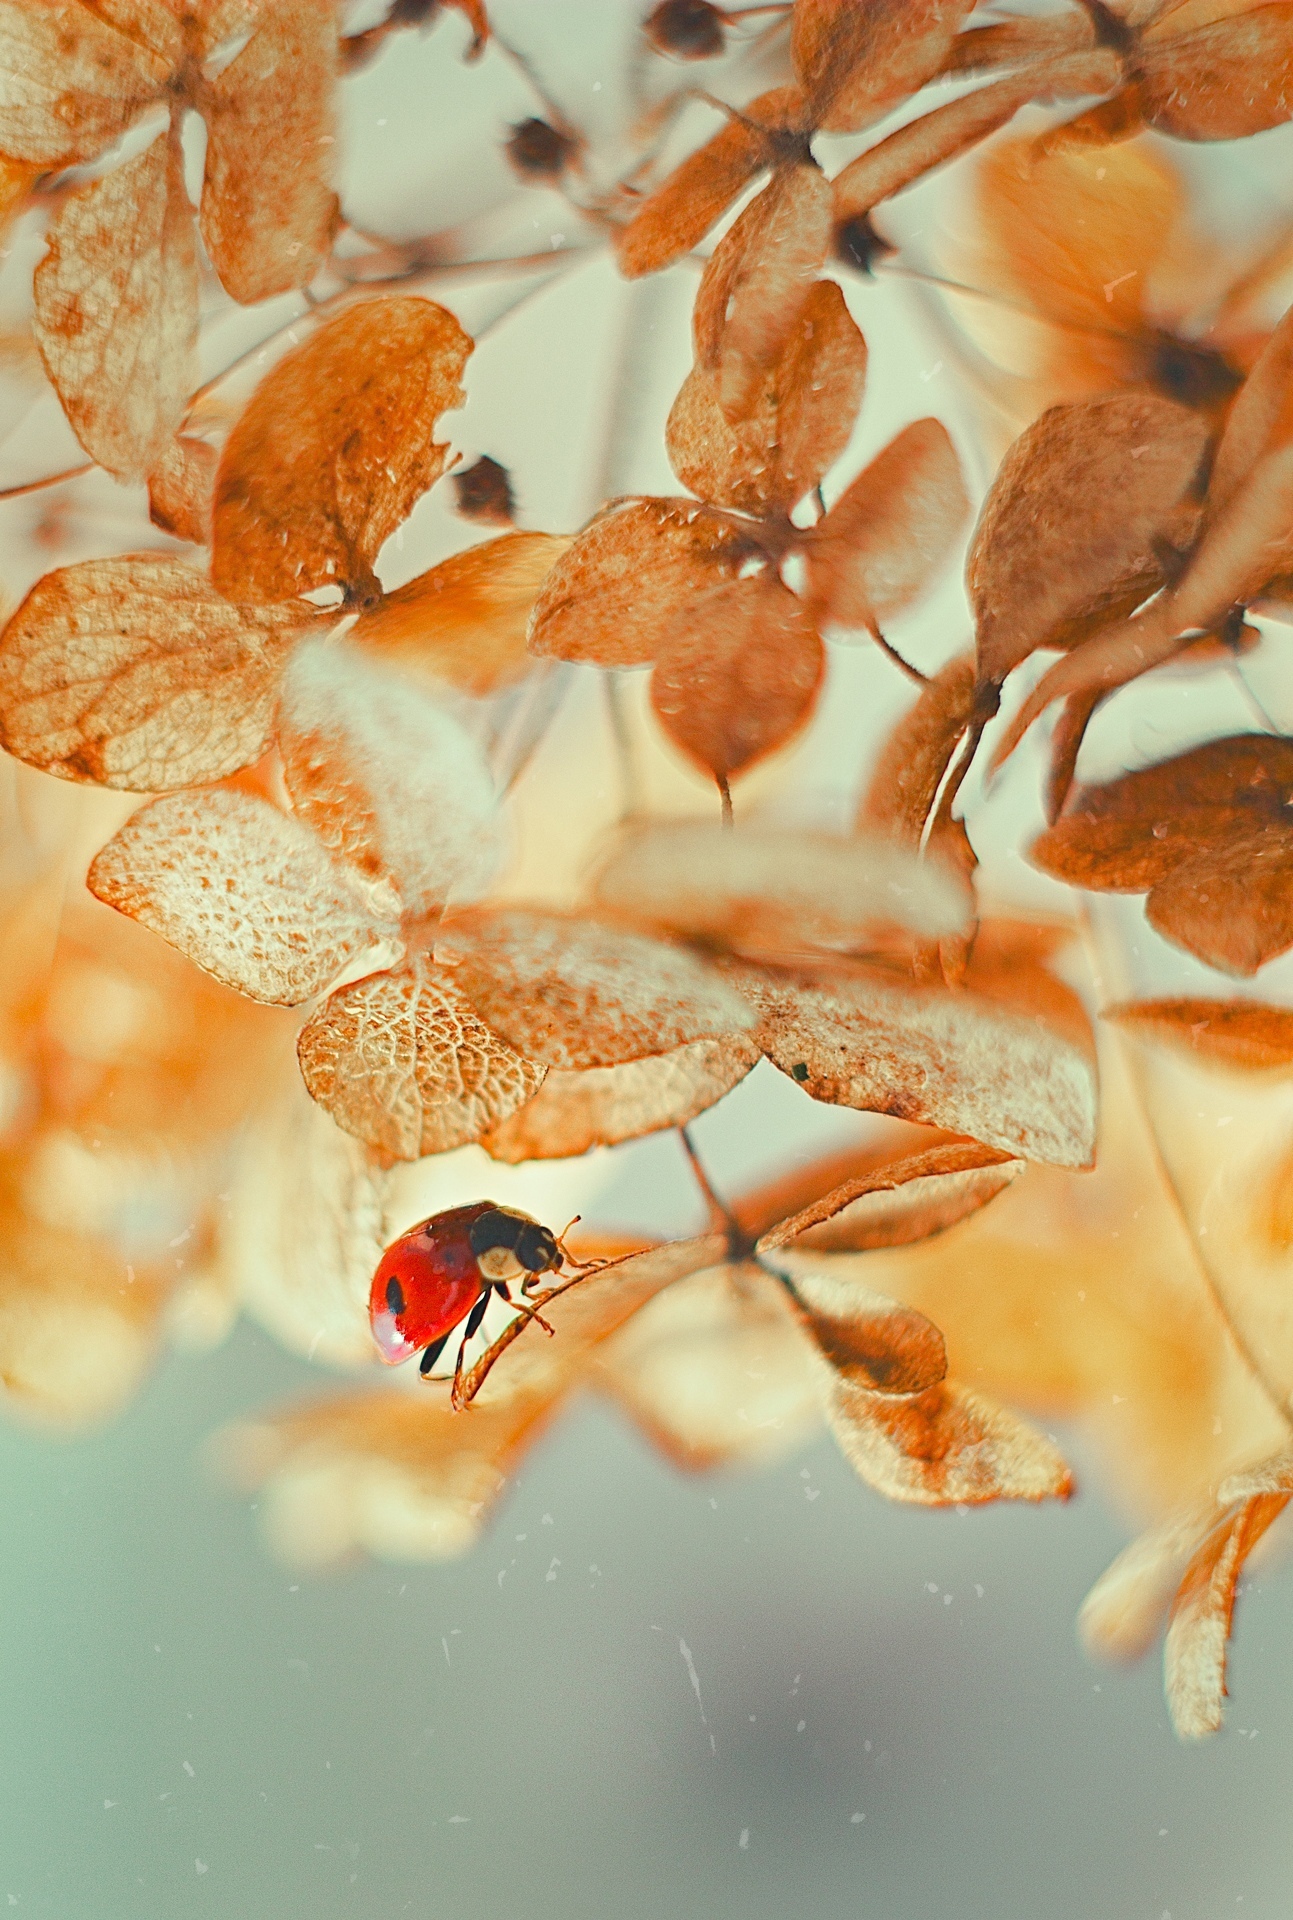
[1, 0, 1292, 1744]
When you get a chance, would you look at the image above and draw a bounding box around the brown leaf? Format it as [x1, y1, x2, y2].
[1079, 1503, 1219, 1663]
[351, 532, 570, 695]
[148, 436, 218, 546]
[527, 499, 748, 667]
[967, 393, 1209, 688]
[756, 1140, 1022, 1252]
[0, 557, 310, 792]
[198, 0, 337, 304]
[1142, 5, 1293, 141]
[793, 0, 977, 133]
[87, 790, 388, 1005]
[1165, 1494, 1289, 1739]
[212, 297, 472, 605]
[737, 963, 1097, 1165]
[651, 573, 824, 779]
[436, 907, 755, 1071]
[483, 1034, 759, 1162]
[858, 652, 976, 845]
[296, 956, 545, 1159]
[1108, 999, 1293, 1071]
[804, 418, 969, 635]
[276, 639, 498, 917]
[0, 0, 175, 168]
[614, 86, 805, 277]
[32, 126, 197, 481]
[593, 819, 971, 952]
[773, 277, 870, 508]
[713, 164, 833, 421]
[825, 1374, 1073, 1504]
[774, 1261, 949, 1392]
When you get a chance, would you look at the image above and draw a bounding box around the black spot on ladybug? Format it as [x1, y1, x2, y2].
[386, 1276, 406, 1314]
[791, 1062, 810, 1083]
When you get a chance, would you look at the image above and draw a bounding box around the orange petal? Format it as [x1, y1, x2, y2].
[756, 1139, 1022, 1252]
[805, 417, 970, 634]
[436, 907, 755, 1071]
[1145, 827, 1293, 977]
[32, 126, 197, 482]
[772, 277, 869, 507]
[825, 1374, 1073, 1504]
[715, 164, 833, 422]
[1208, 301, 1293, 514]
[212, 296, 472, 605]
[0, 556, 310, 791]
[665, 361, 783, 515]
[483, 1034, 759, 1162]
[296, 956, 545, 1160]
[1106, 998, 1293, 1071]
[88, 790, 387, 1005]
[1079, 1503, 1219, 1663]
[858, 651, 976, 845]
[199, 0, 338, 304]
[1164, 1494, 1290, 1739]
[0, 0, 174, 167]
[351, 531, 570, 695]
[793, 0, 977, 134]
[1142, 5, 1293, 141]
[147, 435, 218, 546]
[779, 1263, 949, 1393]
[651, 572, 824, 779]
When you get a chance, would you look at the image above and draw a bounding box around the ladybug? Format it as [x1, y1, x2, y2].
[369, 1202, 572, 1390]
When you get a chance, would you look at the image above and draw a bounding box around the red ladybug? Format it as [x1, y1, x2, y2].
[369, 1202, 569, 1389]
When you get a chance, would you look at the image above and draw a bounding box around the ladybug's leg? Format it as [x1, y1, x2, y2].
[495, 1281, 556, 1336]
[418, 1332, 453, 1378]
[449, 1289, 493, 1403]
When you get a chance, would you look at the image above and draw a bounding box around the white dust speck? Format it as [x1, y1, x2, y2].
[679, 1640, 715, 1752]
[797, 1720, 806, 1733]
[738, 1829, 749, 1851]
[943, 1594, 953, 1607]
[195, 1861, 208, 1875]
[851, 1812, 865, 1824]
[442, 1637, 451, 1666]
[925, 1582, 938, 1594]
[546, 1559, 561, 1583]
[183, 1762, 194, 1778]
[104, 1800, 116, 1809]
[975, 1584, 984, 1598]
[448, 1815, 469, 1825]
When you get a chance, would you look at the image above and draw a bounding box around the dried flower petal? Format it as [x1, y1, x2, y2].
[1142, 6, 1293, 141]
[0, 0, 175, 168]
[738, 964, 1097, 1166]
[436, 908, 755, 1070]
[33, 127, 197, 481]
[1079, 1503, 1219, 1664]
[772, 277, 870, 507]
[0, 557, 310, 791]
[858, 653, 976, 845]
[777, 1263, 949, 1393]
[826, 1374, 1073, 1504]
[665, 362, 782, 516]
[715, 164, 833, 420]
[276, 639, 498, 916]
[483, 1034, 759, 1162]
[352, 532, 570, 695]
[757, 1140, 1022, 1252]
[1207, 303, 1293, 515]
[1108, 999, 1293, 1071]
[296, 956, 545, 1160]
[88, 790, 387, 1005]
[147, 435, 218, 546]
[212, 297, 472, 605]
[1165, 1494, 1290, 1739]
[651, 573, 824, 779]
[793, 0, 977, 134]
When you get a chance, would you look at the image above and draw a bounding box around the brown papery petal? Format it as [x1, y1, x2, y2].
[858, 653, 976, 846]
[592, 819, 971, 951]
[527, 499, 748, 667]
[88, 789, 387, 1005]
[757, 1140, 1022, 1252]
[613, 86, 805, 277]
[436, 907, 755, 1071]
[199, 0, 337, 305]
[793, 0, 977, 134]
[147, 436, 218, 546]
[296, 956, 546, 1160]
[1165, 1494, 1290, 1740]
[351, 533, 571, 695]
[666, 362, 782, 516]
[212, 297, 472, 605]
[1142, 6, 1293, 141]
[0, 0, 175, 167]
[1079, 1504, 1219, 1665]
[1107, 999, 1293, 1072]
[772, 277, 869, 508]
[967, 393, 1209, 688]
[826, 1374, 1073, 1504]
[277, 638, 498, 916]
[1145, 826, 1293, 977]
[1208, 304, 1293, 516]
[716, 164, 833, 422]
[483, 1034, 759, 1162]
[805, 418, 969, 635]
[692, 177, 777, 369]
[778, 1264, 948, 1393]
[738, 964, 1097, 1166]
[0, 557, 310, 793]
[1170, 440, 1293, 632]
[33, 127, 197, 482]
[651, 573, 824, 779]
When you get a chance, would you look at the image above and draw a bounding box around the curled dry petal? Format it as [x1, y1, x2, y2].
[212, 297, 472, 605]
[1109, 998, 1293, 1071]
[804, 418, 970, 635]
[775, 1263, 949, 1393]
[651, 573, 824, 780]
[858, 653, 976, 845]
[967, 393, 1209, 688]
[296, 956, 545, 1160]
[825, 1374, 1073, 1505]
[87, 790, 387, 1006]
[351, 533, 571, 695]
[1079, 1504, 1219, 1665]
[1208, 303, 1293, 515]
[714, 164, 833, 421]
[436, 907, 755, 1071]
[483, 1034, 759, 1162]
[0, 557, 310, 792]
[528, 499, 748, 668]
[1165, 1495, 1290, 1740]
[0, 0, 175, 168]
[199, 0, 338, 304]
[793, 0, 977, 134]
[1141, 5, 1293, 141]
[147, 436, 218, 546]
[276, 639, 498, 917]
[33, 127, 197, 481]
[593, 819, 971, 951]
[757, 1140, 1022, 1252]
[1218, 1448, 1293, 1504]
[737, 965, 1097, 1166]
[614, 86, 805, 277]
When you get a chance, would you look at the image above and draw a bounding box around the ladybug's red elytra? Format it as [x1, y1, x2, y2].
[368, 1202, 572, 1394]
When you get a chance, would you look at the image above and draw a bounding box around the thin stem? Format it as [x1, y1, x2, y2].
[0, 463, 94, 502]
[679, 1124, 742, 1246]
[872, 625, 929, 687]
[716, 771, 733, 826]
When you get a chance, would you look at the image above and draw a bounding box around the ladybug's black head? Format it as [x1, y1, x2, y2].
[468, 1206, 563, 1278]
